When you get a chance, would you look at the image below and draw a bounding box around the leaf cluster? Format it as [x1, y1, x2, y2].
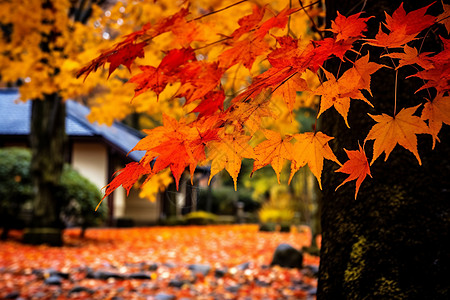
[79, 1, 450, 200]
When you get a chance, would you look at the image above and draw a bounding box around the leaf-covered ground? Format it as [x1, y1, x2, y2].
[0, 225, 319, 299]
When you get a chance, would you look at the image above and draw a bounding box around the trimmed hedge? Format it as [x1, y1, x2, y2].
[0, 147, 107, 238]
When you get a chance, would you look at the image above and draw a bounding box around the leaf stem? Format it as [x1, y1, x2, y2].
[394, 69, 398, 116]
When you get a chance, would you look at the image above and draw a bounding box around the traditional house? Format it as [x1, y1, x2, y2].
[0, 88, 167, 225]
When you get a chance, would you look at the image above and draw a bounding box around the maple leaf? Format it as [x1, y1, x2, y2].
[367, 3, 436, 49]
[345, 54, 384, 96]
[329, 11, 373, 42]
[384, 2, 436, 36]
[421, 94, 450, 149]
[176, 61, 224, 104]
[365, 105, 430, 165]
[76, 42, 147, 80]
[251, 130, 294, 184]
[382, 45, 434, 70]
[315, 67, 373, 127]
[335, 144, 372, 199]
[97, 162, 152, 210]
[366, 24, 417, 48]
[289, 131, 341, 189]
[129, 47, 196, 99]
[231, 4, 266, 40]
[192, 90, 225, 118]
[218, 36, 270, 70]
[255, 6, 296, 38]
[272, 72, 308, 114]
[208, 133, 254, 190]
[437, 4, 450, 34]
[228, 90, 276, 133]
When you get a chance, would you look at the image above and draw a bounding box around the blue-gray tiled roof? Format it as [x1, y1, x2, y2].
[0, 88, 145, 161]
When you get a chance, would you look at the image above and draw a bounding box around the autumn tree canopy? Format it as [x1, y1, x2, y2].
[77, 0, 450, 204]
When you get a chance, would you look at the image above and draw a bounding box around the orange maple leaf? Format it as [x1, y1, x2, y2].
[315, 67, 373, 127]
[289, 131, 341, 189]
[97, 162, 152, 210]
[365, 105, 430, 165]
[218, 36, 270, 70]
[208, 133, 254, 190]
[272, 72, 308, 114]
[421, 94, 450, 149]
[345, 54, 384, 96]
[251, 130, 294, 184]
[382, 45, 434, 70]
[437, 4, 450, 34]
[335, 144, 371, 199]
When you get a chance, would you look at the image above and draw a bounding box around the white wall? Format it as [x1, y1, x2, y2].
[71, 143, 108, 190]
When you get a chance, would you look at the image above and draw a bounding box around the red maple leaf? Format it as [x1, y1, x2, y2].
[335, 144, 372, 199]
[129, 47, 196, 99]
[330, 11, 373, 42]
[192, 90, 225, 118]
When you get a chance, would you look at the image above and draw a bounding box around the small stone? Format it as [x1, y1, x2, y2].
[214, 268, 227, 278]
[4, 291, 20, 299]
[188, 264, 211, 276]
[270, 243, 303, 269]
[225, 284, 241, 293]
[44, 275, 62, 285]
[148, 263, 158, 271]
[89, 271, 125, 280]
[155, 293, 176, 300]
[129, 272, 151, 280]
[168, 279, 189, 288]
[236, 262, 250, 270]
[68, 286, 95, 295]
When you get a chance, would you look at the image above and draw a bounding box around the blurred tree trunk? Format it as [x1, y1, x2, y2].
[21, 0, 98, 246]
[319, 0, 450, 298]
[23, 94, 66, 246]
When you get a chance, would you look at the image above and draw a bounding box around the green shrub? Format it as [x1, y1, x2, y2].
[0, 147, 107, 238]
[58, 165, 107, 233]
[0, 148, 33, 232]
[197, 186, 261, 215]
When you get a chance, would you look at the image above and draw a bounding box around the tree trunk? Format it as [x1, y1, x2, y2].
[319, 0, 450, 298]
[23, 93, 66, 246]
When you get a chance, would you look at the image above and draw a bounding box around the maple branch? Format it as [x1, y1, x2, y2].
[193, 37, 232, 51]
[191, 0, 248, 21]
[298, 0, 324, 39]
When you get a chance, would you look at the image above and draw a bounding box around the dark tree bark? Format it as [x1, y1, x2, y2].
[319, 0, 450, 298]
[23, 93, 66, 246]
[21, 0, 99, 246]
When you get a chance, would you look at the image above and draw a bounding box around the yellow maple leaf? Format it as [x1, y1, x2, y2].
[272, 72, 309, 115]
[289, 131, 341, 189]
[251, 130, 294, 184]
[421, 94, 450, 149]
[208, 133, 254, 190]
[365, 105, 430, 165]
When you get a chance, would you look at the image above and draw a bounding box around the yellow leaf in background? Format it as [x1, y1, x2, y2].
[139, 169, 173, 202]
